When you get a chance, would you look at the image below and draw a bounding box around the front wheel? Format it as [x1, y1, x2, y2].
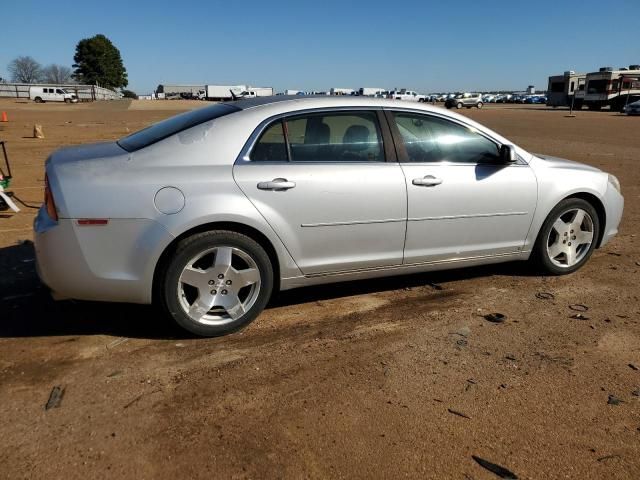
[160, 230, 274, 336]
[456, 102, 463, 109]
[477, 102, 483, 109]
[531, 198, 599, 275]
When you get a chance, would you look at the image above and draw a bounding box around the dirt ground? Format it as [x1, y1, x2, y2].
[0, 98, 638, 479]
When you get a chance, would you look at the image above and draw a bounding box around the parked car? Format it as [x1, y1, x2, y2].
[445, 93, 484, 109]
[623, 99, 640, 115]
[29, 86, 78, 104]
[34, 96, 624, 336]
[525, 95, 546, 104]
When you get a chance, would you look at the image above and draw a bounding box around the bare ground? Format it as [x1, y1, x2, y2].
[0, 99, 638, 479]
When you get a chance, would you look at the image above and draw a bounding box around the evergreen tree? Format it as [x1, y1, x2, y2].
[72, 34, 128, 89]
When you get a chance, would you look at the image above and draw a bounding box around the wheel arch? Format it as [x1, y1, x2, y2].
[152, 221, 282, 304]
[563, 192, 607, 248]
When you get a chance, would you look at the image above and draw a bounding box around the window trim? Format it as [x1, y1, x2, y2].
[237, 107, 396, 164]
[383, 108, 522, 166]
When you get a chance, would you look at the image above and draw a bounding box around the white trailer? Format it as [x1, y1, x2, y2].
[284, 89, 300, 95]
[205, 85, 247, 100]
[358, 87, 386, 96]
[582, 65, 640, 111]
[330, 88, 354, 96]
[247, 87, 274, 97]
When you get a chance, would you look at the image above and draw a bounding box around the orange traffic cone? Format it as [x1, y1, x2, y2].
[0, 112, 7, 122]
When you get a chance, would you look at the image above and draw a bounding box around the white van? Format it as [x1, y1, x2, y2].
[29, 86, 78, 103]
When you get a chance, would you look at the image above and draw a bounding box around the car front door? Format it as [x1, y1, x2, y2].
[234, 109, 407, 275]
[386, 109, 537, 264]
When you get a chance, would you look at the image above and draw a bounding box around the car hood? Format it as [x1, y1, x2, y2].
[532, 153, 602, 173]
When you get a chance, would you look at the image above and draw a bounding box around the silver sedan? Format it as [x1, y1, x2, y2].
[34, 97, 624, 336]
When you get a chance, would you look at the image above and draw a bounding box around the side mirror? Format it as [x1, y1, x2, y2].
[500, 144, 518, 163]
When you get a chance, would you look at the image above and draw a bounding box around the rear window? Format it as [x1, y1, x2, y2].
[117, 103, 240, 152]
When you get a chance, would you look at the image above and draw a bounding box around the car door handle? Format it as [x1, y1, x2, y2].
[412, 175, 443, 187]
[257, 178, 296, 191]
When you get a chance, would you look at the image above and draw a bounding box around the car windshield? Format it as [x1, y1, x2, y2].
[117, 103, 241, 152]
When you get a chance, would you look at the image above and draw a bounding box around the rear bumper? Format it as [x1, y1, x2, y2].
[34, 207, 173, 304]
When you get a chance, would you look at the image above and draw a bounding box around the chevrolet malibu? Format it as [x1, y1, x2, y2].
[34, 97, 624, 336]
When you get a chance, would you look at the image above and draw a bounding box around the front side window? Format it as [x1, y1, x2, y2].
[392, 112, 500, 164]
[250, 111, 384, 162]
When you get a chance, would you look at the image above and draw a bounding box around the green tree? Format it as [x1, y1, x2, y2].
[72, 34, 128, 89]
[121, 89, 138, 99]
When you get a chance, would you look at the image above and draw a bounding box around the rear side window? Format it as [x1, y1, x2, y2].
[250, 111, 384, 162]
[251, 120, 287, 162]
[118, 103, 240, 152]
[393, 112, 500, 164]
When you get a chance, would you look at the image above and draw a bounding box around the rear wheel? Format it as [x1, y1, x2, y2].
[34, 97, 43, 103]
[477, 102, 483, 109]
[456, 102, 463, 109]
[532, 198, 599, 275]
[160, 230, 274, 336]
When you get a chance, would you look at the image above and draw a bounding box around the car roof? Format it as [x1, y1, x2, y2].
[221, 94, 433, 113]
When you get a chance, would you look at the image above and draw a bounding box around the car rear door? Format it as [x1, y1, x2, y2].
[386, 109, 537, 264]
[233, 109, 407, 275]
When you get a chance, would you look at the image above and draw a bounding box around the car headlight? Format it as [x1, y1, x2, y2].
[608, 174, 621, 194]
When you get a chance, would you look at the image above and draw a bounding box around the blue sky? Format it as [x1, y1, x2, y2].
[2, 0, 639, 94]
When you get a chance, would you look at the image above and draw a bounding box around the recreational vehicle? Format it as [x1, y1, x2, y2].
[546, 71, 586, 107]
[582, 65, 640, 111]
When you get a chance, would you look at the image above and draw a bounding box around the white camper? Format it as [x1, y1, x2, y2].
[582, 65, 640, 111]
[546, 71, 586, 107]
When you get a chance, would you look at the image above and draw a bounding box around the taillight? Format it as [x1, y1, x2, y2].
[44, 174, 58, 221]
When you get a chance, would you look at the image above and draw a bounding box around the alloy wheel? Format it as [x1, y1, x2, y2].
[546, 208, 594, 268]
[177, 246, 261, 325]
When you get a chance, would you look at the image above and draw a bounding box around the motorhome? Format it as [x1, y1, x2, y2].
[582, 65, 640, 111]
[29, 86, 78, 103]
[546, 71, 586, 107]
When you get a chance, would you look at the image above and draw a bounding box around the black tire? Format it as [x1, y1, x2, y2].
[34, 97, 43, 103]
[477, 102, 483, 109]
[531, 198, 600, 275]
[159, 230, 274, 337]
